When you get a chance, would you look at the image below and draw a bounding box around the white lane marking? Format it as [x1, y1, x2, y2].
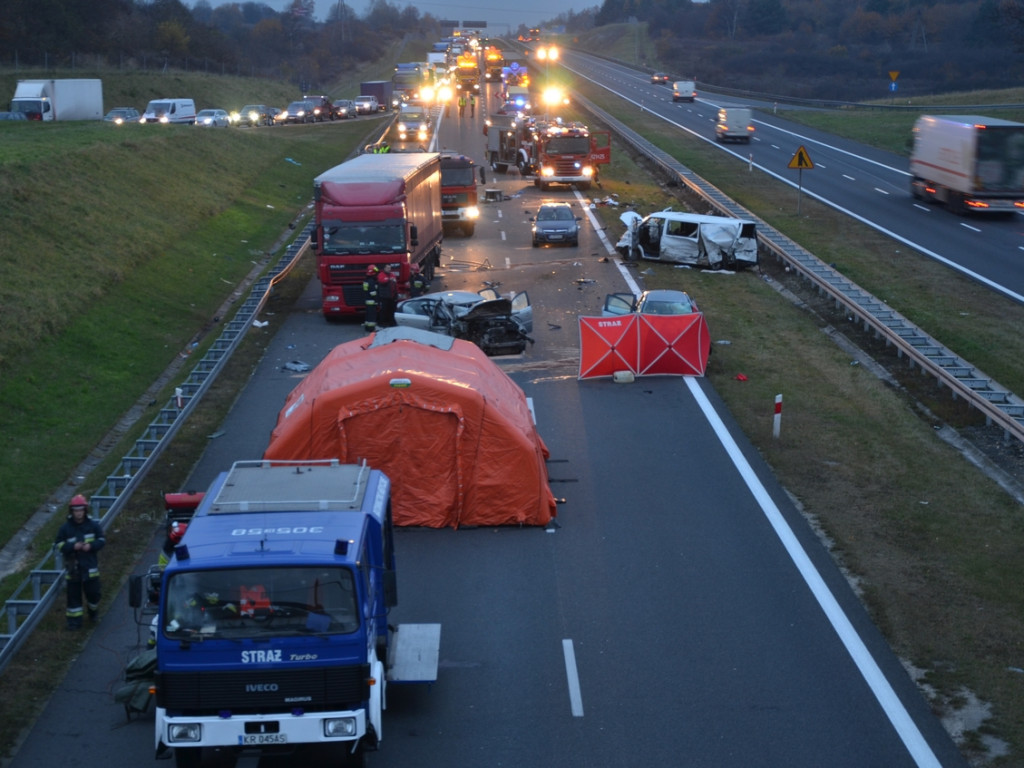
[875, 188, 890, 196]
[562, 639, 584, 717]
[842, 174, 856, 181]
[685, 377, 942, 768]
[574, 189, 618, 252]
[505, 256, 511, 269]
[960, 222, 982, 233]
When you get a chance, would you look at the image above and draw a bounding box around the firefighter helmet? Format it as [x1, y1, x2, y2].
[168, 521, 188, 544]
[366, 265, 378, 276]
[69, 494, 88, 510]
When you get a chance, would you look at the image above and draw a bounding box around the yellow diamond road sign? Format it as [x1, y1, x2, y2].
[788, 145, 814, 170]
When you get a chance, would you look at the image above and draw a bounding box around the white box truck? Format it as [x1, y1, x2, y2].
[715, 108, 754, 143]
[10, 79, 103, 121]
[909, 114, 1024, 215]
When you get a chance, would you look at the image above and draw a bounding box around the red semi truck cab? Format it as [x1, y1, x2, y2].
[439, 153, 480, 237]
[314, 153, 443, 318]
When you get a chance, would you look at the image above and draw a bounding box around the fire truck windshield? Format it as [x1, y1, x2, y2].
[163, 566, 359, 639]
[321, 221, 406, 254]
[544, 136, 591, 154]
[441, 166, 475, 186]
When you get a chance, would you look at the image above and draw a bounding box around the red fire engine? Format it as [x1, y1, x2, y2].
[521, 119, 611, 190]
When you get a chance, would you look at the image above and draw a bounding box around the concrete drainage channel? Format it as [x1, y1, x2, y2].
[573, 92, 1024, 446]
[0, 222, 314, 673]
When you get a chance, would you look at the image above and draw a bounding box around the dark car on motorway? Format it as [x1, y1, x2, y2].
[233, 104, 273, 126]
[103, 107, 140, 124]
[602, 288, 700, 317]
[278, 100, 315, 124]
[530, 202, 582, 247]
[303, 94, 336, 121]
[651, 72, 671, 85]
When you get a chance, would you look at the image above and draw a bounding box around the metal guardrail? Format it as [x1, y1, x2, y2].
[574, 93, 1024, 444]
[0, 223, 314, 673]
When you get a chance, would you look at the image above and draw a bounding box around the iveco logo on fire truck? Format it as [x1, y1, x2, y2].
[245, 683, 280, 692]
[242, 649, 283, 663]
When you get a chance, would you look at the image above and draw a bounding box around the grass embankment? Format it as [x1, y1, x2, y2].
[560, 54, 1024, 763]
[0, 119, 378, 549]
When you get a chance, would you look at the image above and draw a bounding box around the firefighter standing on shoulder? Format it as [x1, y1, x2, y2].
[363, 265, 380, 332]
[55, 494, 106, 630]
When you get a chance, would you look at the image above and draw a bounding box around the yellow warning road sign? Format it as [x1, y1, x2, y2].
[788, 145, 814, 170]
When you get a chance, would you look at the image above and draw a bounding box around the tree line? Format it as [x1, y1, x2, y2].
[547, 0, 1024, 100]
[4, 0, 1024, 99]
[0, 0, 498, 89]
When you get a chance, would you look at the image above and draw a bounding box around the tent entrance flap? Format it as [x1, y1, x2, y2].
[339, 405, 463, 528]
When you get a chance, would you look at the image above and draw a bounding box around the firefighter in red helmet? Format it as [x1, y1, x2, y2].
[55, 494, 106, 630]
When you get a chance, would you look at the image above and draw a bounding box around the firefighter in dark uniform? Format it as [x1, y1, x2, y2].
[363, 265, 380, 332]
[55, 494, 106, 630]
[377, 264, 398, 326]
[409, 263, 428, 297]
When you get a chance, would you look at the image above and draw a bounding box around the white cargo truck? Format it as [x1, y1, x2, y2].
[10, 79, 103, 121]
[909, 114, 1024, 215]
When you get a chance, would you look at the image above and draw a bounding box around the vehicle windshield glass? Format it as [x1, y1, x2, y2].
[147, 102, 170, 114]
[163, 566, 358, 640]
[544, 136, 590, 154]
[441, 166, 475, 185]
[643, 298, 694, 315]
[320, 221, 406, 254]
[538, 206, 571, 221]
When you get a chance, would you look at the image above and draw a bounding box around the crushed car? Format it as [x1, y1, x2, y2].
[615, 209, 758, 269]
[393, 288, 534, 356]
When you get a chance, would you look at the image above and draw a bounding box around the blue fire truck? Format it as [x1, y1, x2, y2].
[151, 460, 440, 767]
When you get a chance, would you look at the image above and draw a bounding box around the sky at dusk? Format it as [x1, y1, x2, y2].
[204, 0, 593, 32]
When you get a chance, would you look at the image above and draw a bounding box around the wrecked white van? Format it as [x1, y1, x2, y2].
[616, 209, 758, 269]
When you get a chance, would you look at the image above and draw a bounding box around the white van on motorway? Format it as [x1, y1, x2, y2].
[672, 80, 696, 103]
[140, 98, 197, 124]
[715, 108, 754, 143]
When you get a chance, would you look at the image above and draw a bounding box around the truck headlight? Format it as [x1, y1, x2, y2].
[324, 717, 357, 737]
[168, 723, 202, 743]
[466, 206, 480, 220]
[582, 166, 594, 177]
[541, 167, 555, 178]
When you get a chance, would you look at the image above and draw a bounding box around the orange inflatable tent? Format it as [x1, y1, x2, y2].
[263, 328, 556, 528]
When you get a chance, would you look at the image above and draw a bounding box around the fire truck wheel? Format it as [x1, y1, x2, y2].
[463, 224, 475, 237]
